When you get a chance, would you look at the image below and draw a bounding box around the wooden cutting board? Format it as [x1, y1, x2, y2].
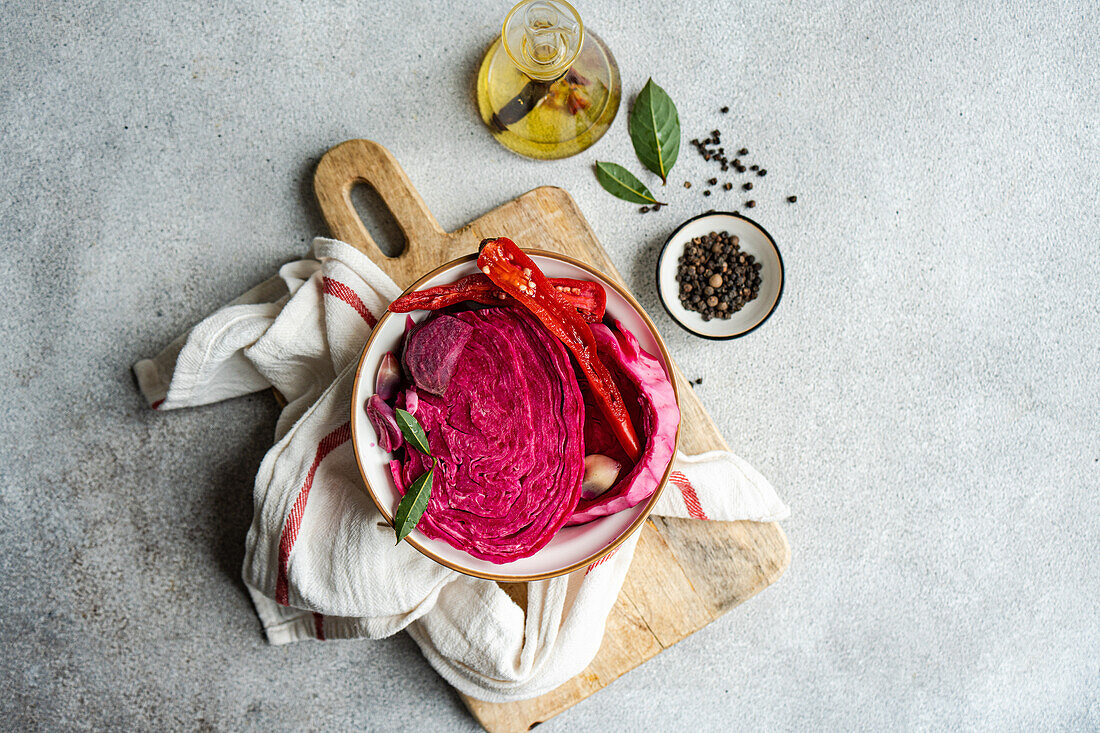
[313, 139, 790, 732]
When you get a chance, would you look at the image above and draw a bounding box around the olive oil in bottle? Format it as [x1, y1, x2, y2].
[476, 0, 620, 160]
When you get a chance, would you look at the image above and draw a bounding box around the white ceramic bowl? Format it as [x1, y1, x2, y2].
[350, 251, 680, 581]
[656, 212, 784, 339]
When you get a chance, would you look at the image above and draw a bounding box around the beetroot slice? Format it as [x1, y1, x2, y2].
[403, 315, 475, 396]
[568, 322, 680, 525]
[393, 307, 584, 563]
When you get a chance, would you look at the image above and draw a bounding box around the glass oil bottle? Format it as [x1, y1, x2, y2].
[476, 0, 620, 160]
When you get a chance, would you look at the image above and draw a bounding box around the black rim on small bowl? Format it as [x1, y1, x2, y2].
[655, 211, 785, 341]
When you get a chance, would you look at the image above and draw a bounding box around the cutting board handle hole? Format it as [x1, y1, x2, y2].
[349, 182, 406, 258]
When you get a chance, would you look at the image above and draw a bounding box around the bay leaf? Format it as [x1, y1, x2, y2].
[595, 161, 665, 205]
[628, 78, 680, 185]
[395, 408, 431, 455]
[394, 462, 434, 544]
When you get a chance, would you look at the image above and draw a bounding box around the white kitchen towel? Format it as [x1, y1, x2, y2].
[134, 237, 789, 703]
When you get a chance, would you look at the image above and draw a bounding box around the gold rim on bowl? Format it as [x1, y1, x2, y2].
[349, 249, 681, 582]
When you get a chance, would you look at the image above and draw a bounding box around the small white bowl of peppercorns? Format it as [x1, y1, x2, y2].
[656, 212, 783, 339]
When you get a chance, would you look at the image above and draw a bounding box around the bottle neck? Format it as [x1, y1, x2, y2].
[501, 0, 583, 82]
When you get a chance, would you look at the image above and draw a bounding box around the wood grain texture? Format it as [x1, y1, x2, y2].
[313, 140, 790, 733]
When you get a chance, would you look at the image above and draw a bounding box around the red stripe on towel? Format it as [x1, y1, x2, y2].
[322, 277, 377, 327]
[313, 612, 326, 641]
[669, 470, 709, 520]
[275, 421, 352, 606]
[150, 399, 164, 410]
[586, 548, 618, 575]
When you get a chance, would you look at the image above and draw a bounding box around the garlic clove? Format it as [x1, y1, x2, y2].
[375, 351, 401, 401]
[581, 454, 622, 500]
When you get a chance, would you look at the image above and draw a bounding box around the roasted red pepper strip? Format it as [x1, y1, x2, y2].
[389, 273, 606, 322]
[476, 237, 642, 462]
[548, 277, 606, 322]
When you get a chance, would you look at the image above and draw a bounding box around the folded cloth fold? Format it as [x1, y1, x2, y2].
[134, 237, 789, 703]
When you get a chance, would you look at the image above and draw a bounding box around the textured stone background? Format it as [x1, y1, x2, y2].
[1, 0, 1097, 730]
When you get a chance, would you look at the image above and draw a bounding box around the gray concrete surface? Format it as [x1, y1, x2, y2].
[1, 0, 1097, 730]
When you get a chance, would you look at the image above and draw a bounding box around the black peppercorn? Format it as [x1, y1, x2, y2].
[746, 200, 756, 208]
[743, 182, 753, 190]
[674, 230, 762, 320]
[788, 195, 797, 203]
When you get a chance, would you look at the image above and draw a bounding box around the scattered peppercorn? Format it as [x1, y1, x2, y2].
[675, 231, 763, 320]
[640, 206, 649, 213]
[690, 127, 789, 212]
[787, 195, 798, 203]
[693, 377, 703, 385]
[720, 106, 729, 113]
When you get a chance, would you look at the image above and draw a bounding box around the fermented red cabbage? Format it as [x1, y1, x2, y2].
[568, 322, 679, 525]
[365, 395, 402, 452]
[392, 307, 584, 562]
